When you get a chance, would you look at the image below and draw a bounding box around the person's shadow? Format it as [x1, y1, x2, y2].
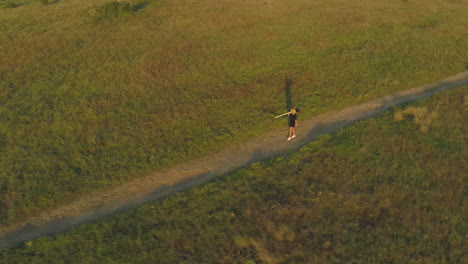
[285, 78, 293, 112]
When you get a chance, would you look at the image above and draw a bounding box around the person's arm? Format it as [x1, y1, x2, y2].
[295, 119, 298, 127]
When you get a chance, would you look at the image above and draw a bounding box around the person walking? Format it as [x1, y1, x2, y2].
[287, 108, 297, 141]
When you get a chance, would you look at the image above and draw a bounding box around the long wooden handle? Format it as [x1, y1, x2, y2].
[274, 112, 290, 118]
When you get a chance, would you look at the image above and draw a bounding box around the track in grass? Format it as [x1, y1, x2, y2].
[0, 71, 467, 249]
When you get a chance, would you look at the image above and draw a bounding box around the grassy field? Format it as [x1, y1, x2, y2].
[1, 0, 467, 227]
[0, 85, 466, 263]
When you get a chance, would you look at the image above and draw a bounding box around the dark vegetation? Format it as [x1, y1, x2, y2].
[0, 0, 467, 228]
[87, 1, 136, 24]
[4, 2, 16, 8]
[0, 87, 466, 263]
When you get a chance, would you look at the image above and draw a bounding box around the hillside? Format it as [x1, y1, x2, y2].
[1, 0, 467, 229]
[0, 84, 466, 263]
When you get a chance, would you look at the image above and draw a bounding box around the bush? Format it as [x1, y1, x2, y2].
[4, 2, 17, 8]
[92, 1, 135, 23]
[40, 0, 48, 5]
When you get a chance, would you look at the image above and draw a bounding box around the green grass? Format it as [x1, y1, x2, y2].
[0, 85, 466, 263]
[0, 0, 467, 227]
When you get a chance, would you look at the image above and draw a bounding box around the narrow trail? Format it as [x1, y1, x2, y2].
[1, 72, 467, 249]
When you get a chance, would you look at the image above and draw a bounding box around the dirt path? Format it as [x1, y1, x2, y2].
[1, 72, 467, 249]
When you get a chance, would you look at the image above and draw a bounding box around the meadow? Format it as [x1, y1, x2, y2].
[1, 0, 467, 227]
[0, 84, 466, 263]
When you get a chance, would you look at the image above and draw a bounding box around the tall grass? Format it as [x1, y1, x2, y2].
[0, 0, 467, 226]
[0, 86, 465, 263]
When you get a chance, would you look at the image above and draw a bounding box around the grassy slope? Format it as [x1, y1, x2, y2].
[0, 85, 466, 263]
[0, 0, 467, 226]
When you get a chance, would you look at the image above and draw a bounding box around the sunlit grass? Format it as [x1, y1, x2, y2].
[0, 0, 467, 226]
[1, 85, 465, 263]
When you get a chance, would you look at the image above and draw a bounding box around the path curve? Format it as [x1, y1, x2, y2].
[1, 72, 467, 249]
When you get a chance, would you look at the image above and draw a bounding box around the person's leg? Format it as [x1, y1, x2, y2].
[291, 127, 296, 138]
[288, 127, 293, 140]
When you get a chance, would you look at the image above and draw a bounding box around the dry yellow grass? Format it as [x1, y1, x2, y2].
[394, 106, 438, 132]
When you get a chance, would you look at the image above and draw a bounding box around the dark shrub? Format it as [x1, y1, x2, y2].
[4, 1, 17, 8]
[93, 1, 135, 23]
